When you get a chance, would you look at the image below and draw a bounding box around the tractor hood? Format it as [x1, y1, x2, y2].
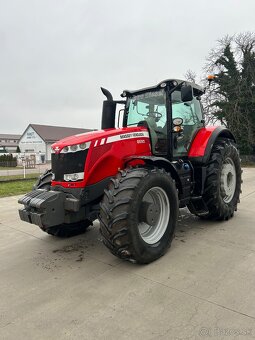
[51, 127, 149, 153]
[50, 126, 151, 188]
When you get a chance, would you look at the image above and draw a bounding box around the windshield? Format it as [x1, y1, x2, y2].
[126, 89, 167, 155]
[126, 89, 166, 128]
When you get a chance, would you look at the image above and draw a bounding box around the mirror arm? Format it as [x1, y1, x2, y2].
[115, 100, 126, 104]
[168, 81, 185, 96]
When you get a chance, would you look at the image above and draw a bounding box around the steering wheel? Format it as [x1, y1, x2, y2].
[147, 111, 162, 121]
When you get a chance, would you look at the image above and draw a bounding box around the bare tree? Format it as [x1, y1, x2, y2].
[184, 69, 197, 83]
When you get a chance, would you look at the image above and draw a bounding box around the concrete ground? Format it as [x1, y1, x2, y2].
[0, 168, 255, 340]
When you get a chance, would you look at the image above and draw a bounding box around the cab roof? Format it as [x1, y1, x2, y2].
[122, 79, 204, 97]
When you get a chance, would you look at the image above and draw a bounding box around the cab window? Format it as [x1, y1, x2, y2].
[171, 90, 203, 157]
[126, 90, 167, 154]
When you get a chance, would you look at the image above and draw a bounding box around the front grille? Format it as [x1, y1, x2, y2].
[51, 150, 88, 182]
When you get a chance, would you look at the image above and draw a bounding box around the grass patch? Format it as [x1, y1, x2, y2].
[0, 179, 36, 197]
[241, 162, 255, 168]
[0, 166, 23, 170]
[0, 173, 40, 181]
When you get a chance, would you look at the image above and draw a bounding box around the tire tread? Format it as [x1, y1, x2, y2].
[99, 167, 178, 263]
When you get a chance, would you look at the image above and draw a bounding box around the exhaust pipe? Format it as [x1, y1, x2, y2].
[101, 87, 116, 130]
[101, 87, 113, 101]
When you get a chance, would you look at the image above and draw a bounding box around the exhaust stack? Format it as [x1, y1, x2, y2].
[101, 87, 116, 130]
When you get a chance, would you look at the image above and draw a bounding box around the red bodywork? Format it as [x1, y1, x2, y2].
[51, 127, 151, 188]
[188, 126, 217, 158]
[51, 125, 218, 189]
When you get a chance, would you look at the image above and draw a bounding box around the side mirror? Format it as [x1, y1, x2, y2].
[181, 85, 193, 102]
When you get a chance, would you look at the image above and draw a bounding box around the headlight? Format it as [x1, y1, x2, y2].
[70, 145, 78, 152]
[60, 141, 91, 153]
[64, 172, 84, 181]
[62, 146, 69, 153]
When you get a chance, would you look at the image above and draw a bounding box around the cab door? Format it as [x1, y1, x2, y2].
[171, 90, 204, 158]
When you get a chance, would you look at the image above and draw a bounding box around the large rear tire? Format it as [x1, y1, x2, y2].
[199, 138, 242, 220]
[34, 170, 92, 237]
[99, 167, 178, 264]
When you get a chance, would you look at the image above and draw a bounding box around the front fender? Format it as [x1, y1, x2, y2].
[125, 155, 182, 191]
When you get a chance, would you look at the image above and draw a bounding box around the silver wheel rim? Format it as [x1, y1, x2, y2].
[138, 187, 170, 245]
[220, 157, 236, 203]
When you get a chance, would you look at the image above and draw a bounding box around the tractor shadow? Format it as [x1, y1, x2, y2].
[31, 209, 227, 273]
[39, 208, 223, 270]
[33, 223, 120, 272]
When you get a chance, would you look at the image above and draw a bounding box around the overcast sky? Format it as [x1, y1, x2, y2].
[0, 0, 254, 134]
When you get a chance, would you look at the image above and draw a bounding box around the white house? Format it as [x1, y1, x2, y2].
[19, 124, 92, 163]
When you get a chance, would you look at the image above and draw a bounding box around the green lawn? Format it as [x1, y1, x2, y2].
[0, 166, 23, 170]
[0, 179, 36, 197]
[0, 173, 40, 181]
[241, 162, 255, 167]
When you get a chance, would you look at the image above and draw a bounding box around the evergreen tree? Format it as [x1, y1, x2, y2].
[205, 32, 255, 154]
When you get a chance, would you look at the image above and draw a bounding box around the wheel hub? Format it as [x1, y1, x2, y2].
[139, 201, 160, 226]
[147, 204, 160, 226]
[138, 187, 170, 244]
[220, 157, 237, 203]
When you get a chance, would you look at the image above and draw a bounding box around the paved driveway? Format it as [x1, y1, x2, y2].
[0, 168, 255, 339]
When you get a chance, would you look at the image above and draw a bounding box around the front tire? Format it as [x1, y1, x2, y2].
[99, 167, 178, 264]
[33, 169, 53, 190]
[200, 138, 242, 220]
[45, 220, 92, 237]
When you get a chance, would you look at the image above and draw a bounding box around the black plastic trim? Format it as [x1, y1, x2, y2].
[125, 156, 193, 204]
[81, 177, 112, 204]
[52, 176, 112, 206]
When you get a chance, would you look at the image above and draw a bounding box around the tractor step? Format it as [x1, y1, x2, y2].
[189, 196, 209, 216]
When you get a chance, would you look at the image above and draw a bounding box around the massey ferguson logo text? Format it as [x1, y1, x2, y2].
[106, 132, 149, 144]
[120, 132, 144, 139]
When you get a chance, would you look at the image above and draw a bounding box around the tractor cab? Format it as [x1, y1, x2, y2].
[122, 79, 205, 159]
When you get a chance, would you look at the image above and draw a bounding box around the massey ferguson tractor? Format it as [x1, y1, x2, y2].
[18, 79, 242, 264]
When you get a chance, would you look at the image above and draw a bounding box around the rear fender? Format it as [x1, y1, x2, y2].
[188, 126, 236, 164]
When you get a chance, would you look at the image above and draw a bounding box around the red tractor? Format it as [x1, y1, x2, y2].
[19, 79, 242, 264]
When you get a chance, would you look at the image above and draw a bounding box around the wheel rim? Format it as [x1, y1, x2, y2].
[138, 187, 170, 245]
[220, 157, 237, 203]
